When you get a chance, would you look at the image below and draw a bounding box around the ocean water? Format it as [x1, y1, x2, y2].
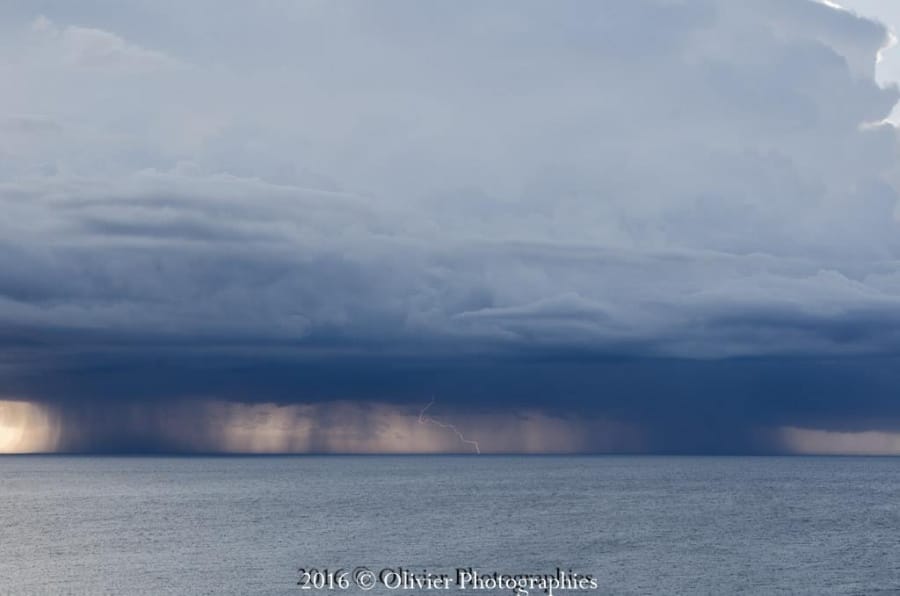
[1, 456, 899, 595]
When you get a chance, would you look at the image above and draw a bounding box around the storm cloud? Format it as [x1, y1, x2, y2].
[2, 0, 900, 452]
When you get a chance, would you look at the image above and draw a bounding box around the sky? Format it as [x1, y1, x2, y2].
[3, 0, 900, 453]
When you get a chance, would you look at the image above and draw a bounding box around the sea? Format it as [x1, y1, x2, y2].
[0, 456, 898, 595]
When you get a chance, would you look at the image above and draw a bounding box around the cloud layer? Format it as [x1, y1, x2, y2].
[2, 0, 900, 452]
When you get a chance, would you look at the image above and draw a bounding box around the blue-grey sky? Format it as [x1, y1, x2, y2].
[3, 0, 900, 453]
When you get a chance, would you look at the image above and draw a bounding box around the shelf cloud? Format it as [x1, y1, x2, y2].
[2, 0, 900, 453]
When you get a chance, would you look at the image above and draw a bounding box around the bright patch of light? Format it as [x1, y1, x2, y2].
[0, 400, 59, 453]
[780, 426, 900, 455]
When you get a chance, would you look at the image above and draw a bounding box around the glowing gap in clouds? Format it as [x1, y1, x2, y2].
[0, 400, 60, 453]
[779, 426, 900, 455]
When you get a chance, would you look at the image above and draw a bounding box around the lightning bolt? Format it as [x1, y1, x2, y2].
[418, 399, 481, 454]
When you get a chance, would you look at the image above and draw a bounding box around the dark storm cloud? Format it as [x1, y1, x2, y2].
[1, 0, 900, 452]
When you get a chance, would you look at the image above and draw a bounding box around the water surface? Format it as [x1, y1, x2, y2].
[1, 456, 898, 594]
